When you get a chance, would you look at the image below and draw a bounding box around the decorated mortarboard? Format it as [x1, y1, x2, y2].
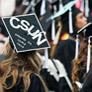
[2, 13, 50, 53]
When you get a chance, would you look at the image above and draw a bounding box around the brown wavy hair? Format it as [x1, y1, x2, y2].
[72, 38, 88, 92]
[0, 51, 48, 92]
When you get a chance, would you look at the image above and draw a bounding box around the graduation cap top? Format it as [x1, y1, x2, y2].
[47, 0, 77, 20]
[77, 22, 92, 37]
[2, 13, 50, 53]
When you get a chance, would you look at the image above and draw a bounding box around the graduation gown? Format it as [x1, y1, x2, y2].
[41, 58, 72, 92]
[58, 77, 72, 92]
[55, 39, 75, 79]
[41, 69, 72, 92]
[4, 73, 45, 92]
[80, 67, 92, 92]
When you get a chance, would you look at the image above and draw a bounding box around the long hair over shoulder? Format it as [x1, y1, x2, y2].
[72, 38, 90, 92]
[0, 51, 48, 92]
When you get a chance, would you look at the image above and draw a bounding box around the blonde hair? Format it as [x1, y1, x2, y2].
[0, 52, 48, 92]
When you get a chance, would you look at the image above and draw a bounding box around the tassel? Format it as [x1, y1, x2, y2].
[75, 35, 79, 59]
[40, 0, 46, 16]
[87, 36, 91, 73]
[44, 49, 49, 62]
[59, 0, 63, 11]
[51, 20, 55, 41]
[69, 8, 73, 34]
[51, 5, 57, 41]
[85, 0, 89, 17]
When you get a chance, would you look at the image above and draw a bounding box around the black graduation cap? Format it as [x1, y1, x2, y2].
[2, 13, 50, 53]
[47, 0, 78, 34]
[77, 22, 92, 37]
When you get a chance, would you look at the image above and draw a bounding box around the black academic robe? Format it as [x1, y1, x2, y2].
[58, 77, 72, 92]
[55, 39, 75, 80]
[4, 73, 45, 92]
[41, 69, 72, 92]
[80, 67, 92, 92]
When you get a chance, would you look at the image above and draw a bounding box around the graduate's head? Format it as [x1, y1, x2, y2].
[61, 7, 87, 34]
[73, 8, 87, 30]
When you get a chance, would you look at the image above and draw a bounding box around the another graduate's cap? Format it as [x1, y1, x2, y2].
[47, 0, 78, 34]
[2, 13, 50, 53]
[47, 0, 77, 20]
[77, 22, 92, 37]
